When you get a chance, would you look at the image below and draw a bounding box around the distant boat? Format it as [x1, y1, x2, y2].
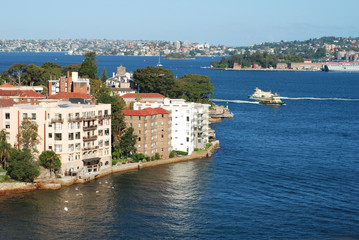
[156, 55, 163, 67]
[259, 93, 285, 105]
[248, 87, 273, 100]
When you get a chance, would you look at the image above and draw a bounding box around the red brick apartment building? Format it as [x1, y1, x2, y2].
[123, 108, 172, 158]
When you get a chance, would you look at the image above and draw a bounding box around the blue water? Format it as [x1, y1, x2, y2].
[0, 53, 359, 239]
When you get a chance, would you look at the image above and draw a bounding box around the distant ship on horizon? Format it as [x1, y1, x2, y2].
[323, 62, 359, 72]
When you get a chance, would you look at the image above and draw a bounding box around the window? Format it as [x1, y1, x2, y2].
[98, 130, 103, 136]
[55, 144, 62, 152]
[23, 113, 28, 119]
[55, 113, 62, 121]
[68, 122, 74, 130]
[68, 133, 74, 140]
[68, 113, 73, 121]
[55, 133, 62, 141]
[55, 123, 62, 130]
[130, 116, 132, 120]
[105, 128, 109, 136]
[98, 110, 102, 116]
[138, 130, 141, 134]
[162, 114, 164, 118]
[48, 133, 52, 138]
[138, 137, 141, 142]
[161, 134, 164, 138]
[5, 122, 10, 129]
[186, 137, 189, 142]
[5, 113, 10, 119]
[75, 113, 80, 120]
[75, 132, 81, 139]
[48, 123, 52, 127]
[105, 119, 109, 125]
[104, 110, 108, 116]
[68, 144, 74, 152]
[75, 143, 81, 151]
[187, 116, 189, 122]
[48, 145, 52, 150]
[139, 116, 141, 120]
[32, 113, 36, 120]
[75, 122, 80, 129]
[99, 140, 103, 147]
[104, 139, 109, 146]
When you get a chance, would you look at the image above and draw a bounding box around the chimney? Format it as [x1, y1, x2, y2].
[67, 71, 71, 93]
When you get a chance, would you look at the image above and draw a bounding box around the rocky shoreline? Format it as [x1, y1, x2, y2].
[0, 140, 220, 195]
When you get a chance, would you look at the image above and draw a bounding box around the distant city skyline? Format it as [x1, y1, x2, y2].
[1, 0, 358, 47]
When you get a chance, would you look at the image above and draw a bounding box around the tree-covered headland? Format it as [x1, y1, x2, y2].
[211, 52, 303, 69]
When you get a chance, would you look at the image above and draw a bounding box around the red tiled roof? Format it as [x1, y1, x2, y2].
[0, 99, 17, 107]
[0, 83, 15, 88]
[123, 108, 171, 116]
[48, 92, 91, 99]
[0, 89, 45, 98]
[121, 93, 167, 99]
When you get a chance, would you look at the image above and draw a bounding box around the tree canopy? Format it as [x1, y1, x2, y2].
[7, 149, 40, 182]
[39, 150, 61, 177]
[133, 67, 176, 98]
[79, 51, 98, 79]
[17, 118, 40, 153]
[179, 74, 214, 104]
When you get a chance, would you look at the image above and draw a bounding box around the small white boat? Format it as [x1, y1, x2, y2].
[248, 87, 273, 100]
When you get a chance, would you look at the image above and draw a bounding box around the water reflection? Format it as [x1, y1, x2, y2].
[0, 159, 212, 239]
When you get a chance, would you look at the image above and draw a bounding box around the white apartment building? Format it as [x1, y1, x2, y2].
[134, 98, 210, 154]
[0, 100, 111, 176]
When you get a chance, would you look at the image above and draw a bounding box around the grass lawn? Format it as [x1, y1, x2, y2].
[0, 168, 6, 173]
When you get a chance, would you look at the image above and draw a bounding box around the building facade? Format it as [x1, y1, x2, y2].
[48, 72, 90, 97]
[0, 100, 112, 176]
[123, 108, 172, 158]
[133, 98, 211, 154]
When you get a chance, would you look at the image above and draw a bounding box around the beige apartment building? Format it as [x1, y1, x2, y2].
[122, 108, 172, 158]
[0, 100, 112, 176]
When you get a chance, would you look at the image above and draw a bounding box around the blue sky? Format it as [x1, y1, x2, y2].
[1, 0, 358, 46]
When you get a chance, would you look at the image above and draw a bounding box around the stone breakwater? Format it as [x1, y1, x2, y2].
[0, 141, 220, 195]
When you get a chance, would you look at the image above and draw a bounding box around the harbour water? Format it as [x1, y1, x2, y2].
[0, 53, 359, 239]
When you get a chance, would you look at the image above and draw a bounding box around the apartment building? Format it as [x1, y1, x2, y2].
[121, 93, 168, 105]
[0, 89, 46, 104]
[122, 108, 171, 158]
[48, 72, 90, 97]
[133, 98, 211, 154]
[0, 100, 111, 176]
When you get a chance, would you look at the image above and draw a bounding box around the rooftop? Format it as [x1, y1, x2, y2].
[123, 108, 171, 116]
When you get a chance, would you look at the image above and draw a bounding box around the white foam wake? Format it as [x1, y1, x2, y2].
[281, 97, 359, 101]
[212, 99, 259, 104]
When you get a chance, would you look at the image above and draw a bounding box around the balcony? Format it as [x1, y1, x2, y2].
[51, 118, 64, 123]
[68, 117, 82, 122]
[98, 114, 111, 120]
[83, 115, 98, 120]
[83, 145, 99, 151]
[83, 125, 98, 131]
[83, 135, 98, 142]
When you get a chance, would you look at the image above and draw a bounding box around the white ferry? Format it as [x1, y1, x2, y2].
[259, 93, 285, 105]
[248, 87, 273, 100]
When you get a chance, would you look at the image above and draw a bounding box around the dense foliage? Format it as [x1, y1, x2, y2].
[16, 118, 40, 153]
[39, 150, 61, 177]
[96, 87, 137, 159]
[7, 149, 40, 182]
[79, 52, 98, 79]
[211, 53, 303, 69]
[133, 67, 214, 104]
[165, 53, 188, 59]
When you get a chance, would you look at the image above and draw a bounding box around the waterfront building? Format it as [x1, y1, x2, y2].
[121, 93, 168, 105]
[48, 92, 92, 103]
[48, 72, 90, 97]
[105, 66, 136, 96]
[133, 98, 211, 154]
[122, 108, 172, 158]
[0, 100, 112, 176]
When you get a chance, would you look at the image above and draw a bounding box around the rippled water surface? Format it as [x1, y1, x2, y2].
[0, 53, 359, 239]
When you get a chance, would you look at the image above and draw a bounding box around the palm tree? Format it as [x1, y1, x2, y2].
[0, 129, 12, 170]
[39, 150, 61, 177]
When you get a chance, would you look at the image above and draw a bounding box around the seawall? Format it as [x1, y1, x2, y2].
[0, 141, 220, 195]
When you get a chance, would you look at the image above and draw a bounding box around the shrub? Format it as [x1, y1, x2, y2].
[205, 143, 212, 149]
[7, 149, 40, 182]
[112, 159, 119, 165]
[194, 148, 199, 151]
[154, 153, 160, 160]
[151, 156, 155, 161]
[131, 153, 147, 162]
[169, 151, 176, 158]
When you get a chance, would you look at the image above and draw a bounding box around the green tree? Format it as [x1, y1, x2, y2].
[17, 118, 40, 153]
[101, 67, 108, 82]
[79, 52, 98, 79]
[133, 66, 176, 97]
[179, 74, 214, 104]
[39, 150, 61, 177]
[90, 79, 107, 98]
[7, 149, 40, 182]
[0, 129, 12, 170]
[62, 64, 81, 75]
[119, 127, 137, 158]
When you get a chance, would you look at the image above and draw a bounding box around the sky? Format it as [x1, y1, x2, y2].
[1, 0, 358, 47]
